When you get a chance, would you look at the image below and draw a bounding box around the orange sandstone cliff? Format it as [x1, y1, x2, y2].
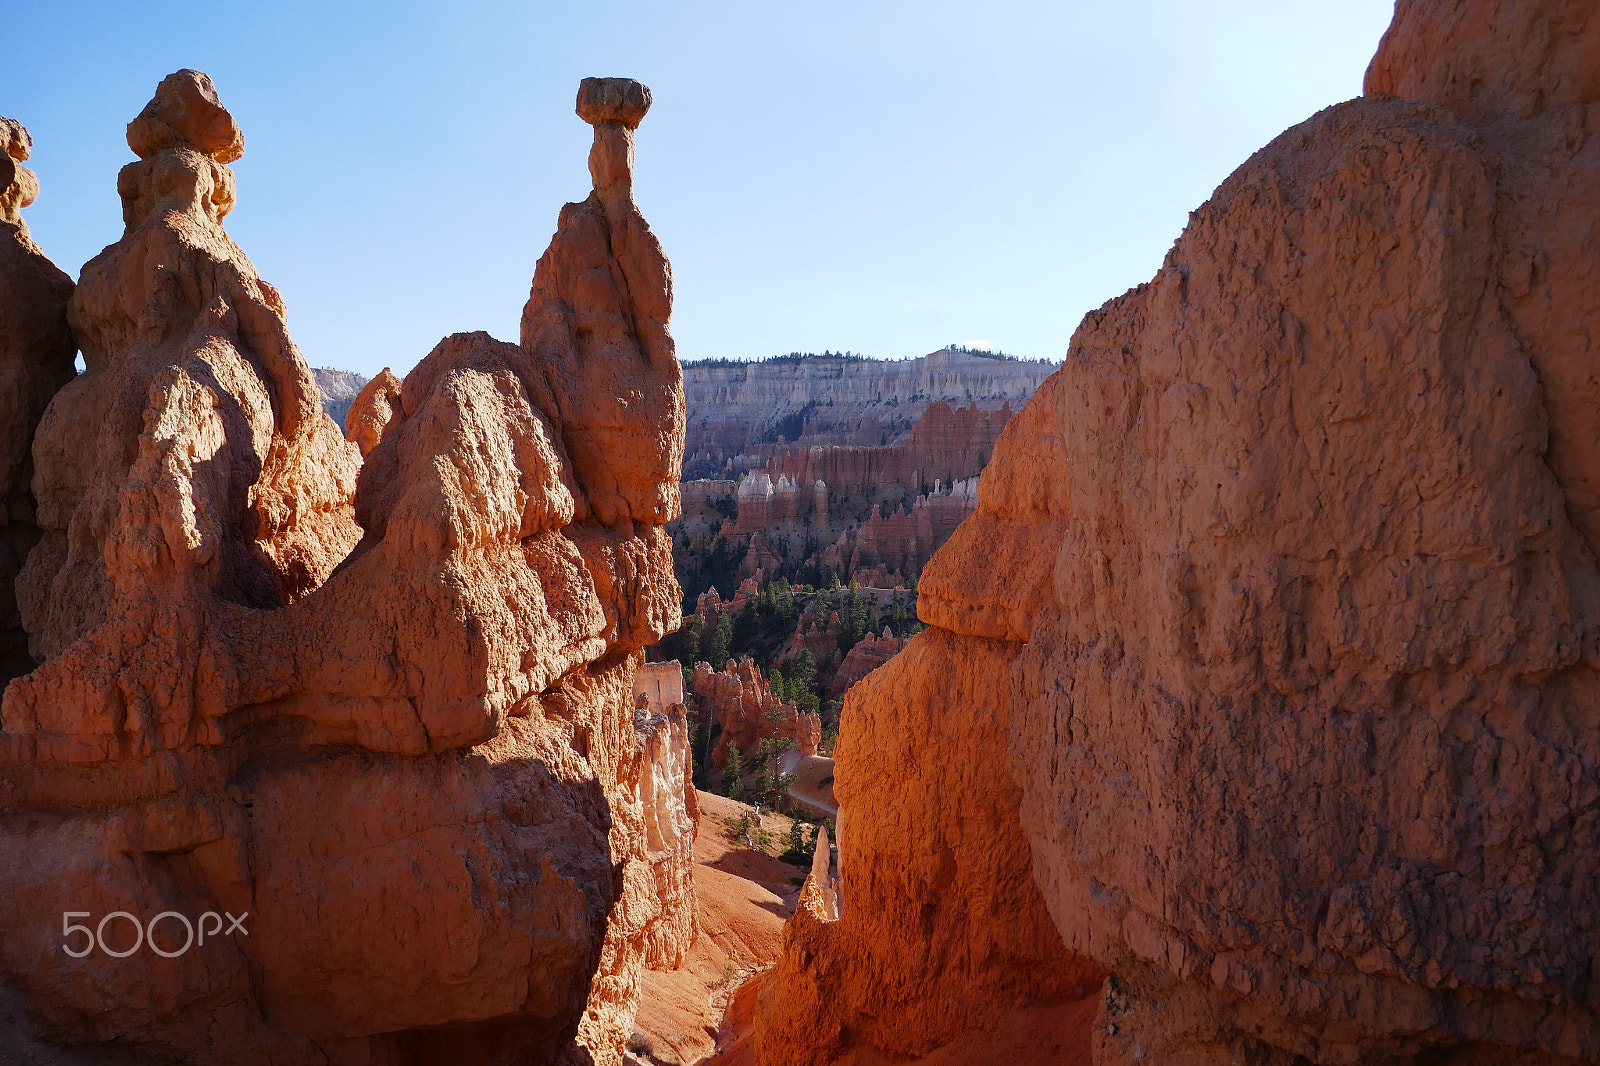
[0, 72, 691, 1065]
[757, 1, 1600, 1064]
[753, 378, 1104, 1066]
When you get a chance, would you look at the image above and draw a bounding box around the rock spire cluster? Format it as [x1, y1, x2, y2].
[0, 72, 691, 1065]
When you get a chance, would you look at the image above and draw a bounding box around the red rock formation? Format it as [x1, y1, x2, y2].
[752, 375, 1102, 1065]
[1008, 4, 1600, 1062]
[19, 69, 362, 666]
[343, 365, 402, 457]
[695, 659, 820, 769]
[756, 642, 1101, 1062]
[730, 472, 825, 537]
[919, 389, 1065, 643]
[777, 611, 843, 680]
[522, 77, 684, 528]
[842, 478, 977, 578]
[632, 662, 699, 973]
[823, 627, 900, 699]
[0, 71, 689, 1065]
[844, 564, 905, 589]
[0, 116, 76, 680]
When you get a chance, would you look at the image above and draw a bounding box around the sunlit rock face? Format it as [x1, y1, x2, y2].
[0, 71, 688, 1066]
[1013, 1, 1600, 1061]
[752, 375, 1104, 1066]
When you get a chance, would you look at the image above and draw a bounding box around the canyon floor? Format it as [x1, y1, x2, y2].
[632, 792, 804, 1066]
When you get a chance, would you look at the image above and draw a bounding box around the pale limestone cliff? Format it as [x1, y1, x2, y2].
[682, 349, 1052, 478]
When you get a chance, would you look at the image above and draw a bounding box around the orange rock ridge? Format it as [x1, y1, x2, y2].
[753, 372, 1103, 1065]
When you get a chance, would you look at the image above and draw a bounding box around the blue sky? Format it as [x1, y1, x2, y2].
[9, 1, 1394, 378]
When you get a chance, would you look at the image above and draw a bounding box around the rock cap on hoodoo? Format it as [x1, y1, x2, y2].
[577, 77, 651, 128]
[0, 117, 38, 218]
[1, 118, 31, 162]
[127, 68, 245, 162]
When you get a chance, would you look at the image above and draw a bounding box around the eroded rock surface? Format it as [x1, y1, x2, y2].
[755, 4, 1600, 1064]
[695, 658, 821, 769]
[0, 116, 76, 681]
[1008, 2, 1600, 1062]
[18, 68, 362, 666]
[0, 72, 688, 1066]
[341, 366, 401, 458]
[522, 77, 685, 528]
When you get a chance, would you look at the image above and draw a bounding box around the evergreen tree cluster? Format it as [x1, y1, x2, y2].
[661, 575, 926, 791]
[766, 649, 820, 715]
[681, 350, 871, 369]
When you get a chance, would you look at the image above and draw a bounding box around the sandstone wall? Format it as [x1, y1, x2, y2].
[1007, 4, 1600, 1061]
[0, 72, 690, 1066]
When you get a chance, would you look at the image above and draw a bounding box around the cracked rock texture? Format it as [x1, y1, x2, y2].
[0, 71, 690, 1066]
[1014, 1, 1600, 1062]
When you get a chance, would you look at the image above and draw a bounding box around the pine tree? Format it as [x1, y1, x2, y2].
[708, 611, 733, 669]
[785, 818, 805, 859]
[681, 615, 705, 671]
[723, 744, 745, 802]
